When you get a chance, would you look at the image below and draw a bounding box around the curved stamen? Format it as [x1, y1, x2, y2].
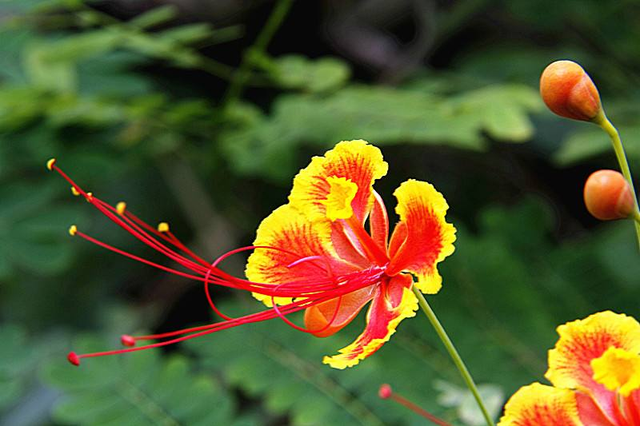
[204, 252, 238, 321]
[271, 285, 344, 334]
[49, 159, 388, 365]
[70, 270, 383, 364]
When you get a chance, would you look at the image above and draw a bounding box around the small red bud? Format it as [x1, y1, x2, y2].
[584, 170, 634, 220]
[67, 352, 80, 366]
[378, 384, 392, 399]
[120, 335, 136, 347]
[540, 60, 601, 121]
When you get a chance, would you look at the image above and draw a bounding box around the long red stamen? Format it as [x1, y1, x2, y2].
[204, 261, 234, 321]
[271, 293, 343, 334]
[378, 384, 452, 426]
[48, 159, 386, 365]
[69, 274, 379, 364]
[50, 162, 212, 276]
[73, 227, 350, 296]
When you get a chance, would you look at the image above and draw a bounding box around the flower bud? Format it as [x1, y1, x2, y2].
[540, 60, 601, 121]
[584, 170, 634, 220]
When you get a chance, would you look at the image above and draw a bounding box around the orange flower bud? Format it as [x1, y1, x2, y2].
[540, 60, 601, 121]
[584, 170, 634, 220]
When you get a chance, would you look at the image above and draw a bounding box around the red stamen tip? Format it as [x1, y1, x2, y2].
[379, 384, 392, 399]
[121, 335, 136, 347]
[46, 158, 56, 171]
[67, 352, 80, 366]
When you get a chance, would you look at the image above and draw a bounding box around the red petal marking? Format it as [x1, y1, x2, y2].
[330, 223, 371, 269]
[624, 390, 640, 425]
[342, 215, 389, 266]
[369, 190, 389, 251]
[288, 140, 388, 224]
[499, 383, 582, 426]
[303, 285, 376, 337]
[323, 273, 418, 369]
[247, 204, 358, 306]
[387, 222, 407, 261]
[575, 392, 618, 426]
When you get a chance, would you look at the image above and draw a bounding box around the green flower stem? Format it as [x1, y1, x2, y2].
[412, 287, 494, 426]
[595, 113, 640, 250]
[223, 0, 294, 108]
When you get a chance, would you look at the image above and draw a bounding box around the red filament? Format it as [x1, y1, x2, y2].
[48, 160, 385, 366]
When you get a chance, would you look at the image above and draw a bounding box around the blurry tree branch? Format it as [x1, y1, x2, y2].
[223, 0, 295, 108]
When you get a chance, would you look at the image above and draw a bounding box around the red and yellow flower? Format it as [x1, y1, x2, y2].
[48, 140, 455, 368]
[246, 140, 455, 368]
[499, 311, 640, 425]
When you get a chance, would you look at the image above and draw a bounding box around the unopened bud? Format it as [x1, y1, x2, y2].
[540, 60, 601, 122]
[584, 170, 634, 220]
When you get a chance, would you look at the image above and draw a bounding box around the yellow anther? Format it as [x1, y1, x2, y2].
[157, 222, 170, 233]
[46, 158, 56, 171]
[71, 187, 80, 196]
[85, 192, 93, 202]
[116, 202, 127, 215]
[68, 225, 78, 236]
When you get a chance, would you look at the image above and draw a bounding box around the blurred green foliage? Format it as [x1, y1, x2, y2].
[2, 0, 640, 425]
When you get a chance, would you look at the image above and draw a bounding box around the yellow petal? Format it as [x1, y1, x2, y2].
[321, 176, 358, 221]
[591, 347, 640, 397]
[545, 311, 640, 422]
[498, 383, 582, 426]
[546, 311, 640, 391]
[289, 140, 388, 223]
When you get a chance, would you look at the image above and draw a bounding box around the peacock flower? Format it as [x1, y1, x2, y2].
[499, 311, 640, 426]
[47, 140, 456, 368]
[245, 140, 456, 368]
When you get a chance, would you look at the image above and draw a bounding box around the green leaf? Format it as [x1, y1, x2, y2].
[0, 324, 47, 413]
[44, 336, 234, 426]
[0, 28, 35, 84]
[158, 23, 216, 45]
[0, 87, 50, 130]
[221, 82, 541, 180]
[128, 5, 178, 30]
[185, 292, 527, 426]
[23, 30, 124, 92]
[77, 51, 151, 97]
[554, 125, 640, 166]
[0, 181, 86, 276]
[269, 55, 351, 93]
[448, 84, 543, 141]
